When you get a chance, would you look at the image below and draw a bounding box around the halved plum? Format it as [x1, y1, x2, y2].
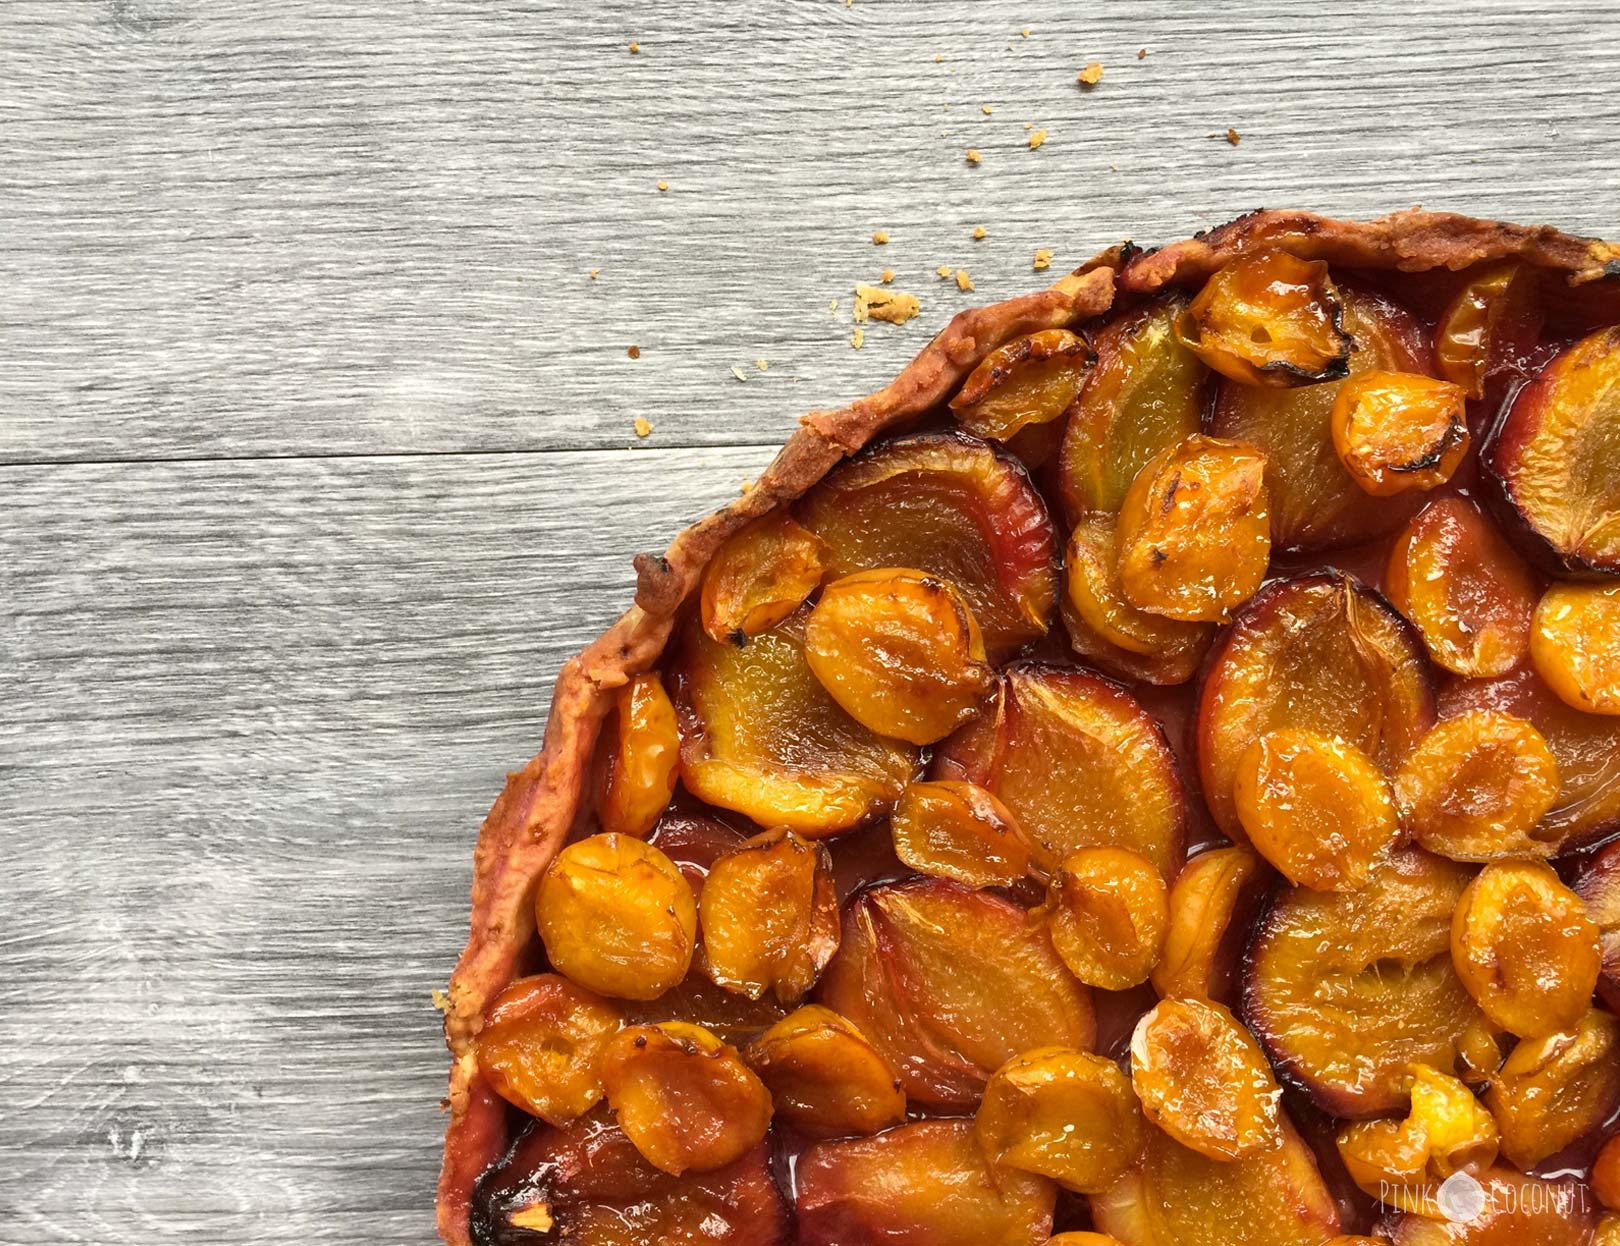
[673, 608, 916, 837]
[889, 779, 1038, 889]
[1595, 1135, 1620, 1209]
[474, 974, 624, 1127]
[1329, 372, 1470, 498]
[1197, 572, 1436, 838]
[1485, 1007, 1620, 1170]
[646, 810, 747, 900]
[1151, 844, 1268, 1003]
[935, 664, 1187, 879]
[1379, 1169, 1598, 1245]
[596, 672, 682, 838]
[1045, 847, 1170, 990]
[1434, 263, 1543, 400]
[700, 510, 827, 645]
[797, 432, 1059, 656]
[1532, 582, 1620, 716]
[1571, 839, 1620, 1013]
[1336, 1064, 1499, 1208]
[741, 1004, 906, 1139]
[949, 328, 1096, 443]
[1485, 325, 1620, 576]
[1243, 849, 1482, 1117]
[816, 877, 1095, 1108]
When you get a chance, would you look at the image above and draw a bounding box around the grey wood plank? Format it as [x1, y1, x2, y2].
[3, 0, 1618, 464]
[0, 446, 774, 1244]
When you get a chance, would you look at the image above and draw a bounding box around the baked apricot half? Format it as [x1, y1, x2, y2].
[1330, 371, 1470, 496]
[1337, 1063, 1499, 1208]
[597, 672, 682, 838]
[1044, 846, 1169, 990]
[1151, 843, 1266, 1002]
[742, 1005, 905, 1139]
[474, 974, 624, 1127]
[949, 327, 1096, 442]
[1531, 582, 1620, 716]
[700, 510, 827, 645]
[889, 779, 1037, 889]
[1434, 262, 1543, 399]
[1485, 1007, 1620, 1170]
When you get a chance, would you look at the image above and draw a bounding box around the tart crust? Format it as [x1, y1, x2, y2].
[435, 209, 1618, 1246]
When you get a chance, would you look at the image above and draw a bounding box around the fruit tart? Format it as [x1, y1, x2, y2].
[439, 210, 1620, 1246]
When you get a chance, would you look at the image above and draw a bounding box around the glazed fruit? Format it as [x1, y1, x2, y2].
[742, 1005, 905, 1138]
[1330, 371, 1470, 496]
[1336, 1065, 1498, 1206]
[1531, 582, 1620, 715]
[1485, 1008, 1620, 1170]
[1048, 1236, 1127, 1246]
[622, 971, 787, 1047]
[646, 810, 746, 900]
[1434, 263, 1542, 399]
[888, 779, 1036, 889]
[1380, 1169, 1598, 1245]
[1044, 847, 1169, 990]
[1151, 844, 1266, 1002]
[597, 673, 682, 839]
[1594, 1135, 1620, 1209]
[949, 328, 1096, 442]
[474, 975, 623, 1126]
[700, 510, 827, 644]
[1572, 840, 1620, 1012]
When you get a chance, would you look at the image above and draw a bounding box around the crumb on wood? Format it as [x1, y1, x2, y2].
[1138, 47, 1148, 59]
[827, 298, 839, 314]
[1033, 247, 1054, 271]
[955, 268, 974, 292]
[1029, 129, 1048, 150]
[588, 267, 600, 280]
[851, 327, 865, 349]
[936, 264, 954, 279]
[657, 179, 669, 192]
[935, 53, 944, 63]
[627, 344, 641, 359]
[1078, 62, 1104, 86]
[880, 267, 895, 284]
[872, 230, 890, 245]
[634, 417, 652, 438]
[1227, 127, 1242, 145]
[730, 365, 747, 382]
[1022, 27, 1031, 37]
[629, 41, 640, 54]
[982, 103, 995, 115]
[965, 148, 982, 165]
[431, 989, 450, 1014]
[973, 225, 987, 240]
[755, 358, 769, 371]
[854, 283, 920, 325]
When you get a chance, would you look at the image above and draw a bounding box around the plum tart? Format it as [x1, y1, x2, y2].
[440, 210, 1620, 1246]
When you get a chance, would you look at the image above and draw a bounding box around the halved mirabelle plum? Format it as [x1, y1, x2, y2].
[1175, 250, 1353, 387]
[889, 779, 1037, 889]
[1243, 849, 1482, 1117]
[1197, 572, 1436, 838]
[816, 877, 1095, 1108]
[1060, 297, 1207, 516]
[697, 828, 839, 1004]
[1485, 1008, 1620, 1170]
[1234, 730, 1399, 892]
[1594, 1135, 1620, 1209]
[1381, 1169, 1598, 1245]
[741, 1005, 905, 1139]
[1336, 1065, 1499, 1208]
[949, 328, 1096, 442]
[1450, 861, 1601, 1038]
[1385, 496, 1540, 679]
[646, 810, 746, 900]
[1211, 285, 1432, 550]
[803, 568, 994, 744]
[469, 1113, 788, 1246]
[622, 970, 787, 1047]
[1532, 582, 1620, 716]
[1600, 1214, 1620, 1246]
[673, 608, 916, 836]
[796, 1119, 1055, 1246]
[1572, 840, 1620, 1013]
[1485, 326, 1620, 575]
[797, 432, 1058, 656]
[474, 974, 624, 1127]
[1434, 263, 1543, 400]
[1151, 844, 1267, 1003]
[1045, 847, 1169, 990]
[700, 510, 827, 645]
[597, 673, 681, 838]
[936, 664, 1186, 879]
[537, 834, 698, 1001]
[1115, 434, 1272, 623]
[1091, 1115, 1342, 1246]
[1330, 371, 1470, 497]
[975, 1047, 1144, 1193]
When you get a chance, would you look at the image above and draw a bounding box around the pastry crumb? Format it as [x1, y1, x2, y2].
[1028, 129, 1048, 150]
[634, 417, 653, 438]
[1078, 62, 1104, 86]
[730, 365, 747, 382]
[431, 988, 450, 1014]
[880, 267, 895, 284]
[1138, 47, 1148, 59]
[741, 478, 756, 493]
[982, 103, 995, 115]
[872, 230, 890, 245]
[588, 267, 600, 280]
[827, 298, 839, 315]
[851, 327, 865, 350]
[627, 344, 641, 359]
[1033, 247, 1054, 271]
[1226, 127, 1242, 145]
[973, 225, 987, 240]
[936, 264, 954, 279]
[1022, 26, 1032, 37]
[657, 179, 669, 192]
[629, 41, 640, 54]
[935, 53, 943, 63]
[755, 358, 769, 371]
[955, 268, 974, 292]
[854, 283, 920, 325]
[965, 148, 982, 165]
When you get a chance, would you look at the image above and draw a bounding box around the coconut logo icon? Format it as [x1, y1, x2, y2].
[1436, 1171, 1487, 1225]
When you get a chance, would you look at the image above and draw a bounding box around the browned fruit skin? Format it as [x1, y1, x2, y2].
[797, 432, 1059, 657]
[1450, 861, 1601, 1038]
[1335, 1064, 1499, 1207]
[597, 673, 682, 838]
[796, 1119, 1056, 1246]
[1572, 840, 1620, 1013]
[673, 608, 916, 837]
[742, 1004, 906, 1139]
[1532, 582, 1620, 716]
[646, 810, 747, 900]
[598, 1022, 772, 1176]
[1152, 844, 1266, 1002]
[803, 568, 994, 744]
[697, 828, 839, 1003]
[816, 877, 1095, 1109]
[936, 664, 1187, 879]
[1115, 434, 1272, 623]
[700, 510, 827, 644]
[949, 328, 1097, 442]
[1485, 326, 1620, 576]
[1243, 849, 1482, 1117]
[1593, 1135, 1620, 1210]
[975, 1047, 1144, 1193]
[537, 834, 698, 1002]
[1045, 847, 1169, 990]
[474, 974, 624, 1127]
[469, 1113, 787, 1246]
[622, 971, 787, 1047]
[1329, 371, 1470, 497]
[1486, 1008, 1620, 1170]
[1386, 496, 1540, 679]
[1091, 1115, 1341, 1246]
[1434, 263, 1543, 400]
[1197, 572, 1436, 838]
[1061, 297, 1207, 517]
[1393, 711, 1562, 862]
[889, 779, 1036, 889]
[1380, 1168, 1598, 1245]
[1049, 1236, 1128, 1246]
[1211, 284, 1432, 551]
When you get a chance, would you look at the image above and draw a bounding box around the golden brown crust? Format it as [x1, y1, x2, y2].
[436, 209, 1618, 1245]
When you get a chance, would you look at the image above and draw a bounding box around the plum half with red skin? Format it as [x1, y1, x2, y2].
[1573, 839, 1620, 1013]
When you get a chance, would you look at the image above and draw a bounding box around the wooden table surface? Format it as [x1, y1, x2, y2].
[3, 1, 1616, 1241]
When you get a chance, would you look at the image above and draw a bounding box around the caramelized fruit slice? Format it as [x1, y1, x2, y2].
[1330, 371, 1470, 497]
[1572, 840, 1620, 1013]
[816, 877, 1095, 1108]
[1152, 844, 1266, 1002]
[1234, 730, 1399, 892]
[537, 834, 698, 1001]
[1211, 285, 1432, 550]
[796, 1119, 1055, 1246]
[1198, 572, 1436, 837]
[597, 673, 681, 838]
[949, 328, 1096, 442]
[598, 1022, 772, 1175]
[1594, 1135, 1620, 1209]
[1450, 861, 1601, 1038]
[1243, 849, 1482, 1117]
[623, 970, 787, 1047]
[1049, 1236, 1128, 1246]
[1061, 297, 1207, 516]
[697, 828, 839, 1003]
[1175, 250, 1353, 387]
[742, 1004, 906, 1139]
[674, 609, 915, 836]
[1382, 1169, 1597, 1245]
[889, 779, 1036, 889]
[803, 568, 994, 744]
[1532, 582, 1620, 716]
[700, 510, 827, 644]
[646, 810, 746, 900]
[1486, 1008, 1620, 1170]
[1486, 326, 1620, 575]
[1600, 1214, 1620, 1246]
[1091, 1115, 1341, 1246]
[1045, 847, 1170, 990]
[1116, 434, 1272, 622]
[975, 1047, 1144, 1193]
[474, 974, 624, 1127]
[469, 1113, 787, 1246]
[1393, 711, 1562, 861]
[1385, 496, 1540, 679]
[1337, 1065, 1499, 1207]
[1434, 263, 1543, 400]
[798, 431, 1058, 656]
[936, 664, 1186, 878]
[1130, 998, 1283, 1161]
